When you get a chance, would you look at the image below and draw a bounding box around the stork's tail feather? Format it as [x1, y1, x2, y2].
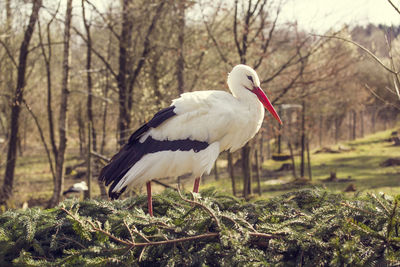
[98, 144, 141, 199]
[109, 186, 127, 200]
[98, 105, 177, 200]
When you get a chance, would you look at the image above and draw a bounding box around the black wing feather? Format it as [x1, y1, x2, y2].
[99, 106, 176, 199]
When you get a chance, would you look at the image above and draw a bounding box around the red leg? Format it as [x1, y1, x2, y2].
[193, 177, 201, 193]
[146, 181, 153, 217]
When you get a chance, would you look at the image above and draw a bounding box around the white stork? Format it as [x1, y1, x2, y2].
[99, 64, 282, 216]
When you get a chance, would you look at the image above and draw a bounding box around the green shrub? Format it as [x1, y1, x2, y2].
[0, 188, 399, 266]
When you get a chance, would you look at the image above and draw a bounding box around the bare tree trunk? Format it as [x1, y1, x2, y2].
[277, 129, 282, 154]
[82, 0, 97, 152]
[334, 116, 341, 144]
[319, 114, 323, 147]
[82, 0, 106, 197]
[100, 30, 113, 155]
[3, 0, 13, 142]
[213, 161, 219, 181]
[348, 112, 352, 141]
[117, 0, 134, 146]
[300, 101, 306, 178]
[254, 149, 261, 196]
[76, 104, 86, 157]
[306, 137, 312, 180]
[352, 110, 357, 140]
[227, 152, 236, 196]
[288, 141, 297, 179]
[371, 108, 376, 133]
[176, 0, 185, 95]
[0, 0, 41, 204]
[38, 13, 58, 162]
[48, 0, 73, 208]
[360, 110, 364, 137]
[242, 143, 252, 199]
[117, 0, 165, 146]
[259, 133, 264, 163]
[85, 122, 92, 200]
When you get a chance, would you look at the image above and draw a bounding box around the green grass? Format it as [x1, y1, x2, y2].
[201, 129, 400, 199]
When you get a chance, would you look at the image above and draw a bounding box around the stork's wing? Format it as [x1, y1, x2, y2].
[98, 106, 178, 199]
[142, 90, 241, 146]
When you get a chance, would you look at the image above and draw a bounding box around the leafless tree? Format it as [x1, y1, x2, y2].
[48, 0, 73, 208]
[0, 0, 42, 205]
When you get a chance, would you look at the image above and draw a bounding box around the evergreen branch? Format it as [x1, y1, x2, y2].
[131, 224, 151, 243]
[61, 207, 134, 247]
[340, 202, 375, 216]
[368, 193, 391, 215]
[347, 218, 386, 241]
[3, 189, 399, 265]
[386, 199, 398, 240]
[177, 189, 221, 229]
[123, 220, 135, 244]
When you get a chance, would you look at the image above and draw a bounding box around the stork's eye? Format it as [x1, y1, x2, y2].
[247, 75, 254, 83]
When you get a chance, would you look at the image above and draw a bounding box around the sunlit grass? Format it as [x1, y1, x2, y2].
[203, 128, 400, 199]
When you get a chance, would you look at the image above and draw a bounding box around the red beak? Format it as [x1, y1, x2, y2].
[252, 87, 282, 125]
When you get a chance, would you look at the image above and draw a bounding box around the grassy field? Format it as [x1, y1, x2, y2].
[201, 128, 400, 198]
[2, 128, 399, 208]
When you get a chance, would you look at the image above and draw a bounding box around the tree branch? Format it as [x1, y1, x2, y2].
[0, 39, 17, 68]
[72, 26, 118, 79]
[22, 99, 56, 180]
[387, 0, 400, 16]
[315, 34, 398, 75]
[84, 0, 121, 41]
[60, 206, 283, 249]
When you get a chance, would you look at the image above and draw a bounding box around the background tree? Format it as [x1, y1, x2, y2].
[48, 0, 73, 208]
[0, 0, 42, 205]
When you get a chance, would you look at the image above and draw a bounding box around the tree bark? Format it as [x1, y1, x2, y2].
[38, 12, 58, 161]
[300, 101, 306, 178]
[82, 0, 97, 152]
[306, 137, 312, 180]
[117, 0, 134, 146]
[48, 0, 72, 208]
[213, 161, 219, 181]
[242, 143, 252, 199]
[117, 0, 165, 146]
[176, 0, 185, 95]
[352, 110, 357, 140]
[319, 114, 323, 147]
[255, 149, 261, 196]
[100, 29, 113, 155]
[3, 0, 13, 141]
[0, 0, 42, 204]
[227, 152, 236, 196]
[82, 0, 106, 197]
[360, 110, 364, 137]
[288, 141, 297, 179]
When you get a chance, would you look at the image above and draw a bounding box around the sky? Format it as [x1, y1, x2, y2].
[73, 0, 400, 33]
[280, 0, 400, 33]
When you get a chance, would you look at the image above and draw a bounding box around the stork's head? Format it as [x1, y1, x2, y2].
[228, 64, 282, 124]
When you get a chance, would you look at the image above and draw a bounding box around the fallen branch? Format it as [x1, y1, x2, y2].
[60, 205, 283, 250]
